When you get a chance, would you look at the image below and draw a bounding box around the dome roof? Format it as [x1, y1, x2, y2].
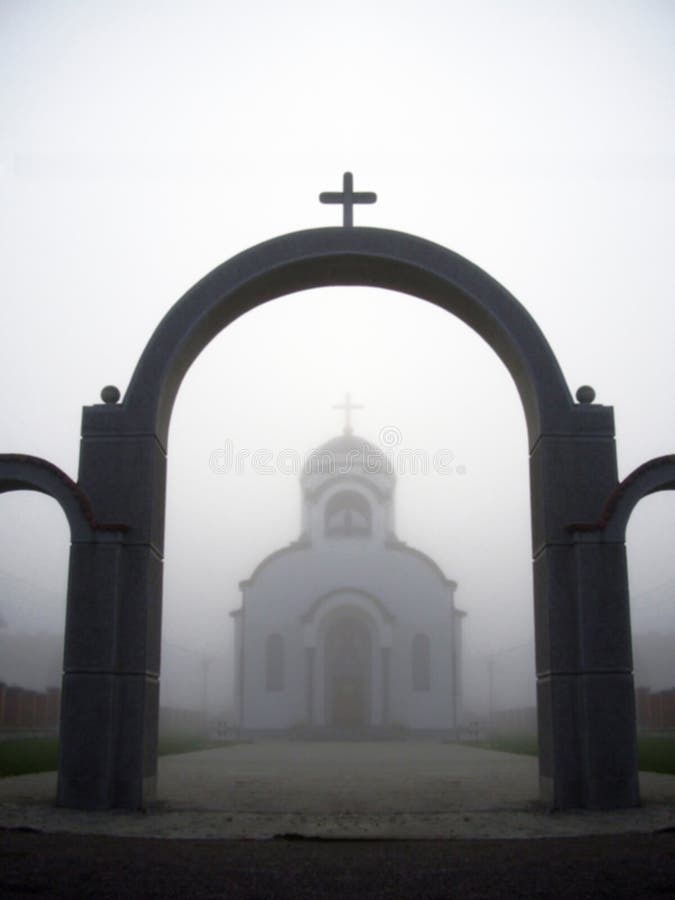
[302, 432, 394, 480]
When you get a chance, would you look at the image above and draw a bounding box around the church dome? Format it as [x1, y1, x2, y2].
[302, 433, 395, 481]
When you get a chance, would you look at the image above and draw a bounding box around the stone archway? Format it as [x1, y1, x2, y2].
[0, 454, 124, 542]
[569, 456, 675, 725]
[574, 455, 675, 543]
[57, 225, 639, 811]
[0, 454, 128, 783]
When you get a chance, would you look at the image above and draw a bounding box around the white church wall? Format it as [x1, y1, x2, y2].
[236, 432, 464, 734]
[240, 620, 306, 728]
[386, 617, 457, 729]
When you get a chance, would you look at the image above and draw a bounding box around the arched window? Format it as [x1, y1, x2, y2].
[412, 634, 431, 691]
[324, 490, 372, 537]
[265, 634, 284, 691]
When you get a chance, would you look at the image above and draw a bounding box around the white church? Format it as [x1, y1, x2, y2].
[231, 405, 466, 734]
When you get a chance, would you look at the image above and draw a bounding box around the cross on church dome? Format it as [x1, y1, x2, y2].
[332, 393, 364, 435]
[319, 172, 377, 227]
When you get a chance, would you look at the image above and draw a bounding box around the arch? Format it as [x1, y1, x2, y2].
[0, 454, 125, 542]
[304, 473, 392, 504]
[88, 227, 591, 451]
[324, 490, 372, 537]
[301, 587, 396, 626]
[573, 455, 675, 542]
[63, 223, 637, 812]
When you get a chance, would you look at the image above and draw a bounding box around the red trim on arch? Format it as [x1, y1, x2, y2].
[569, 454, 675, 533]
[0, 453, 128, 533]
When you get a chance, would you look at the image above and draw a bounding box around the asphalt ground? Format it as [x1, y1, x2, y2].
[1, 828, 674, 899]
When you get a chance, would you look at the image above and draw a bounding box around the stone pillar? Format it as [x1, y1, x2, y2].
[57, 403, 166, 810]
[569, 535, 639, 807]
[530, 407, 639, 809]
[4, 686, 19, 727]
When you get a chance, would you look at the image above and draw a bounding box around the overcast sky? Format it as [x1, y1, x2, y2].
[1, 1, 674, 712]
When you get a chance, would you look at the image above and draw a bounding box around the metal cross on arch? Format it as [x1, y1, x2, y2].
[319, 172, 377, 227]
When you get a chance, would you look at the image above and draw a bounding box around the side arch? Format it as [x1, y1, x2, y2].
[0, 454, 123, 542]
[575, 455, 675, 542]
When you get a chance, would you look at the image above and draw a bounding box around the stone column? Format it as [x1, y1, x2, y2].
[530, 406, 639, 809]
[569, 534, 639, 807]
[57, 403, 166, 810]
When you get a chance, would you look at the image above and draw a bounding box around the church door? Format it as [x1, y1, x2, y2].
[325, 617, 372, 729]
[333, 677, 364, 726]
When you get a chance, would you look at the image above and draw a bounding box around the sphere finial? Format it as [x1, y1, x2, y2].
[100, 385, 121, 405]
[576, 385, 596, 404]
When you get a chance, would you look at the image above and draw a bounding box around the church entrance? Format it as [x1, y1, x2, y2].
[325, 617, 372, 729]
[332, 677, 365, 727]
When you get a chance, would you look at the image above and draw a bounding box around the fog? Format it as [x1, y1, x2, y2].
[1, 2, 675, 726]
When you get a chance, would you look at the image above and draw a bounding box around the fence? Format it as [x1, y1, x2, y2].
[0, 681, 219, 738]
[478, 688, 675, 737]
[488, 706, 538, 735]
[636, 687, 675, 731]
[0, 683, 61, 730]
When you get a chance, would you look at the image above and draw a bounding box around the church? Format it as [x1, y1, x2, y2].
[231, 404, 466, 735]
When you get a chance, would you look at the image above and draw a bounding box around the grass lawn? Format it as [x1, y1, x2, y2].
[2, 732, 674, 778]
[0, 735, 222, 778]
[637, 733, 675, 775]
[466, 732, 675, 775]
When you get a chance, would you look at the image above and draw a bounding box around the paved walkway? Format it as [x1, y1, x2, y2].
[0, 741, 673, 840]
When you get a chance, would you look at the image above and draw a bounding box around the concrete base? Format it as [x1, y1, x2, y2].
[57, 672, 159, 810]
